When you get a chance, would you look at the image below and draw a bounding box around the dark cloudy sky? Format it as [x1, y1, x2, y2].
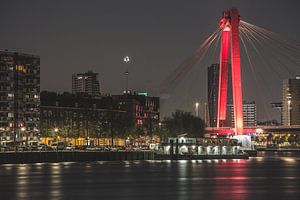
[1, 0, 300, 121]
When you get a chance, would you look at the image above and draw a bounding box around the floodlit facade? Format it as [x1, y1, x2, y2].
[0, 50, 40, 140]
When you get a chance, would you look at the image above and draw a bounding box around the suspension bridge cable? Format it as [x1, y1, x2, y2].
[239, 34, 273, 120]
[241, 21, 300, 51]
[241, 23, 299, 79]
[240, 25, 289, 80]
[175, 30, 222, 114]
[240, 21, 300, 70]
[240, 28, 281, 100]
[160, 28, 221, 96]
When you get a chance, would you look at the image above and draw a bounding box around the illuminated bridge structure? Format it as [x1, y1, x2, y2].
[208, 8, 300, 136]
[206, 126, 300, 135]
[217, 8, 243, 135]
[161, 8, 300, 137]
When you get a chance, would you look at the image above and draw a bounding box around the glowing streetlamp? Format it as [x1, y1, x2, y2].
[287, 100, 291, 126]
[195, 102, 200, 117]
[123, 56, 130, 63]
[123, 56, 130, 94]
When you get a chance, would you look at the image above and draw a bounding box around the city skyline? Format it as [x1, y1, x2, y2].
[1, 2, 300, 200]
[1, 0, 300, 121]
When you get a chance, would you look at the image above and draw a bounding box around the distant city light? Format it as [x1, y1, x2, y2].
[256, 128, 263, 134]
[123, 56, 130, 63]
[138, 92, 148, 96]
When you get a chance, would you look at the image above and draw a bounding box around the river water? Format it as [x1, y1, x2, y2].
[0, 152, 300, 200]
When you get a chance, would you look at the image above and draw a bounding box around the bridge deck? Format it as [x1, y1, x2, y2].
[205, 126, 300, 134]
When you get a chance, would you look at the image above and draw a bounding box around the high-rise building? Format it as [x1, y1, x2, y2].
[271, 102, 283, 125]
[207, 64, 219, 127]
[207, 63, 232, 127]
[282, 76, 300, 126]
[0, 50, 40, 140]
[72, 70, 100, 96]
[227, 101, 257, 127]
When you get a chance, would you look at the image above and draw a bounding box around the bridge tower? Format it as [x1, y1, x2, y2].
[217, 8, 243, 135]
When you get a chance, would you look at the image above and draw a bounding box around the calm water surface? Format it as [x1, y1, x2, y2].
[1, 152, 300, 200]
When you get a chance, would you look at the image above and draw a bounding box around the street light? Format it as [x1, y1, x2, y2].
[287, 100, 291, 126]
[123, 56, 130, 63]
[20, 127, 27, 149]
[123, 56, 130, 94]
[195, 102, 200, 117]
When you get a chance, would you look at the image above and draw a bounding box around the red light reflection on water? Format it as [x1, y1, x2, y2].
[211, 159, 250, 200]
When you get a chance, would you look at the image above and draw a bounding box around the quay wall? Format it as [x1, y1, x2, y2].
[0, 151, 155, 164]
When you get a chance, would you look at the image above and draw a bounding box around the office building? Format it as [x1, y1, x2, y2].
[207, 64, 219, 127]
[207, 63, 232, 127]
[227, 101, 257, 127]
[72, 70, 100, 96]
[282, 76, 300, 125]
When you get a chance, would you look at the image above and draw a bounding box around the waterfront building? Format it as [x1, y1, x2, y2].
[227, 101, 257, 127]
[40, 91, 160, 142]
[0, 50, 40, 140]
[282, 76, 300, 125]
[112, 92, 160, 134]
[40, 91, 127, 141]
[72, 70, 100, 96]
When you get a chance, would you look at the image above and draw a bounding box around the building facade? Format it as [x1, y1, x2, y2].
[112, 92, 160, 134]
[72, 70, 100, 96]
[207, 63, 233, 127]
[282, 77, 300, 126]
[0, 50, 40, 140]
[40, 91, 160, 139]
[40, 91, 126, 138]
[227, 101, 257, 127]
[207, 64, 219, 127]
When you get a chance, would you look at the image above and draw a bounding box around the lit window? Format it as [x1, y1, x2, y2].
[15, 65, 24, 71]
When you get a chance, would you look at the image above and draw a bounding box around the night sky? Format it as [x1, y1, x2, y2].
[1, 0, 300, 121]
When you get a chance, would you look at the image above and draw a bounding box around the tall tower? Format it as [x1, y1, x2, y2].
[0, 50, 40, 140]
[217, 8, 244, 135]
[72, 70, 100, 96]
[208, 64, 219, 127]
[282, 76, 300, 126]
